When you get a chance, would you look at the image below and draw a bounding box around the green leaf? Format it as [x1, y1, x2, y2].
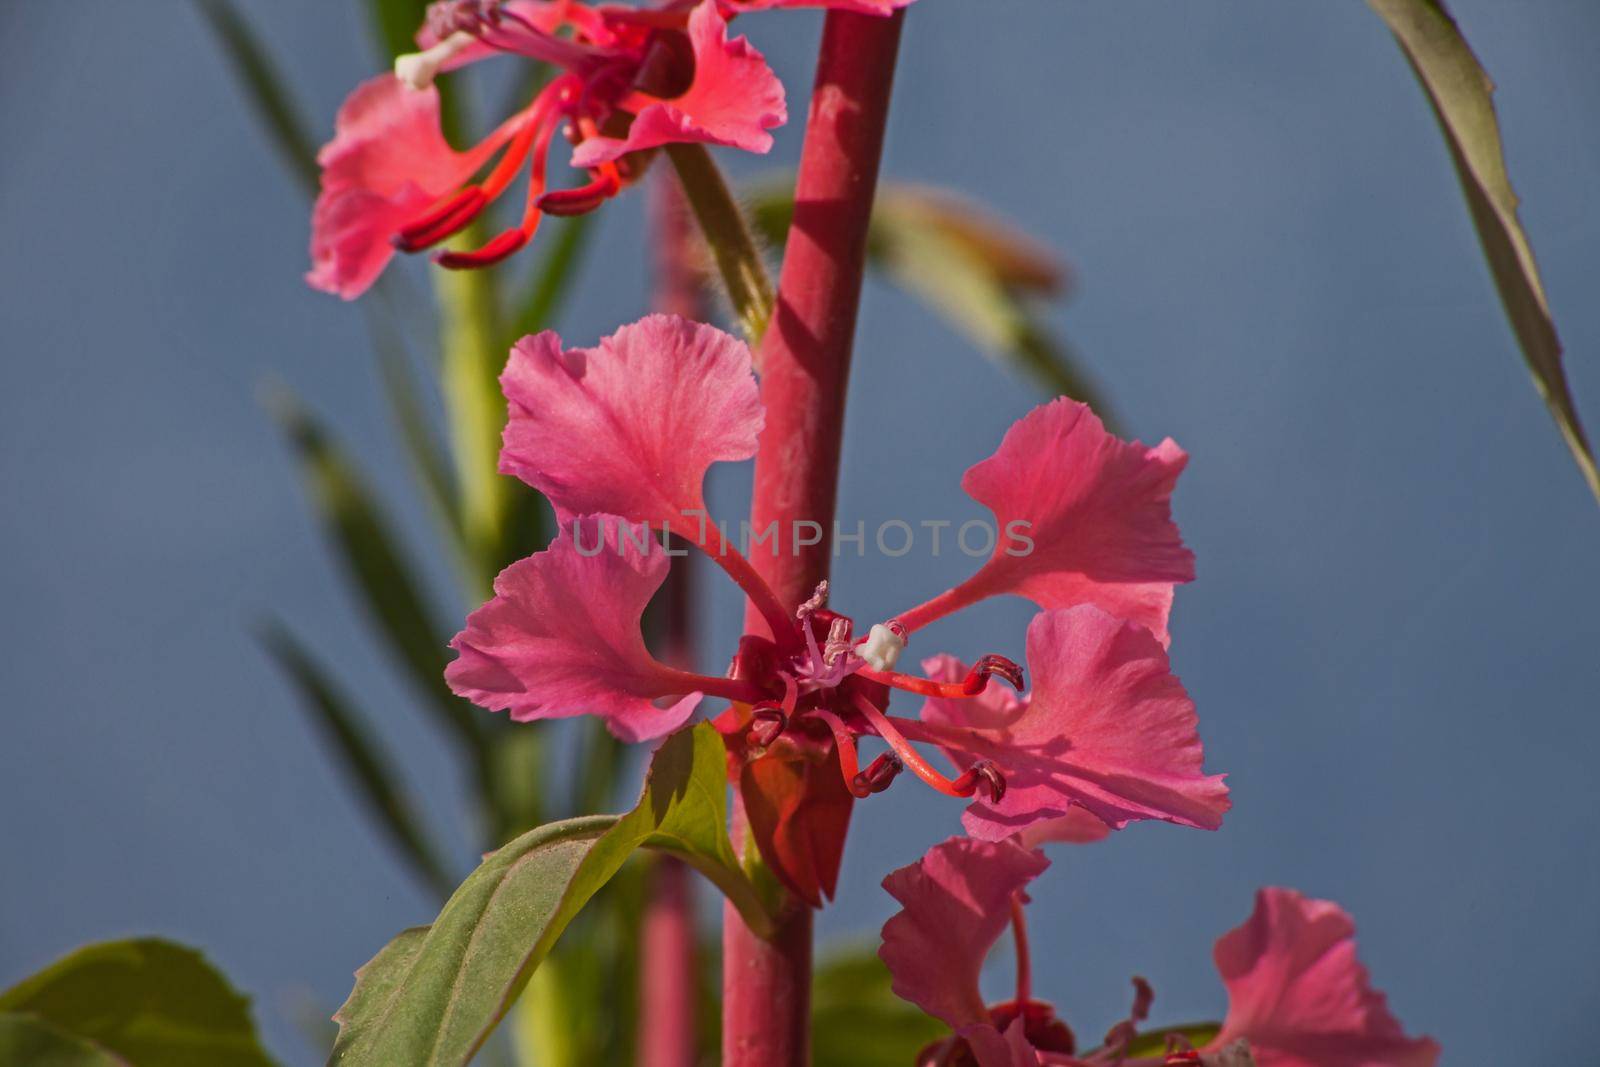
[510, 216, 594, 344]
[1122, 1021, 1223, 1058]
[668, 144, 775, 342]
[264, 386, 481, 752]
[0, 1013, 122, 1067]
[330, 724, 773, 1066]
[811, 948, 946, 1067]
[192, 0, 319, 193]
[259, 620, 456, 898]
[0, 940, 276, 1067]
[1366, 0, 1599, 501]
[750, 182, 1113, 422]
[364, 289, 463, 559]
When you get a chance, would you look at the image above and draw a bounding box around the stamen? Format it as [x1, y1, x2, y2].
[854, 753, 903, 796]
[435, 227, 531, 269]
[394, 186, 488, 251]
[395, 30, 476, 90]
[808, 707, 866, 795]
[849, 691, 978, 799]
[858, 620, 907, 671]
[747, 704, 786, 747]
[951, 761, 1006, 803]
[537, 171, 621, 216]
[855, 653, 1023, 700]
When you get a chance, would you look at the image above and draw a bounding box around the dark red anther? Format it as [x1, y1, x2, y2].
[850, 753, 902, 797]
[951, 760, 1006, 802]
[987, 1000, 1075, 1056]
[435, 227, 530, 269]
[394, 186, 489, 252]
[748, 705, 787, 748]
[537, 172, 622, 217]
[964, 654, 1023, 695]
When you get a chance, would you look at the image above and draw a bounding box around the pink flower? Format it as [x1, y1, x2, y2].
[909, 607, 1230, 840]
[447, 313, 1216, 900]
[877, 841, 1439, 1067]
[308, 0, 785, 299]
[1210, 889, 1441, 1067]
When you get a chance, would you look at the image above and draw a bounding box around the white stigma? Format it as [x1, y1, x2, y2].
[394, 31, 475, 91]
[859, 623, 906, 672]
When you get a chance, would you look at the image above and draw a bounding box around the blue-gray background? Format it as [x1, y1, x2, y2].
[3, 0, 1597, 1061]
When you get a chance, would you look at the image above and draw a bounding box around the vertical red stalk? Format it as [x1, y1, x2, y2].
[724, 11, 906, 1067]
[638, 174, 705, 1067]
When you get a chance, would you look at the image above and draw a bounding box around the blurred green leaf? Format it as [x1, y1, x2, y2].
[259, 620, 455, 898]
[264, 386, 481, 751]
[669, 145, 775, 342]
[750, 182, 1113, 422]
[0, 940, 276, 1067]
[1123, 1021, 1223, 1058]
[330, 724, 772, 1066]
[511, 217, 594, 343]
[1367, 0, 1598, 501]
[364, 290, 464, 554]
[193, 0, 318, 193]
[364, 0, 430, 62]
[0, 1013, 120, 1067]
[811, 948, 946, 1067]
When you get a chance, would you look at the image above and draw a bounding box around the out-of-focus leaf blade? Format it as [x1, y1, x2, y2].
[0, 940, 276, 1067]
[329, 724, 773, 1066]
[364, 287, 462, 553]
[193, 0, 318, 193]
[1366, 0, 1598, 501]
[511, 216, 594, 342]
[750, 181, 1112, 422]
[811, 948, 946, 1067]
[365, 0, 430, 62]
[264, 386, 481, 750]
[259, 620, 455, 898]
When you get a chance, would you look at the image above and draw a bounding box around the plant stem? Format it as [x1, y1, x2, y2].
[724, 11, 906, 1067]
[666, 143, 775, 342]
[435, 235, 508, 599]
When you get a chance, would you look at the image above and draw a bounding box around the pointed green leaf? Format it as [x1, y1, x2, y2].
[0, 1013, 123, 1067]
[1366, 0, 1598, 501]
[264, 387, 481, 751]
[749, 182, 1113, 422]
[810, 948, 947, 1067]
[330, 724, 773, 1066]
[0, 940, 276, 1067]
[192, 0, 319, 193]
[259, 620, 456, 898]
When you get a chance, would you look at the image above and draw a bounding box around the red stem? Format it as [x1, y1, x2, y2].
[723, 10, 906, 1067]
[637, 175, 704, 1067]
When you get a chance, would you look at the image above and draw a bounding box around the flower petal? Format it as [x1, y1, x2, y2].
[879, 837, 1049, 1031]
[912, 399, 1192, 645]
[446, 515, 700, 742]
[1016, 806, 1112, 849]
[1212, 889, 1440, 1067]
[916, 606, 1229, 839]
[499, 315, 763, 531]
[959, 1019, 1042, 1067]
[570, 2, 786, 167]
[308, 75, 497, 299]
